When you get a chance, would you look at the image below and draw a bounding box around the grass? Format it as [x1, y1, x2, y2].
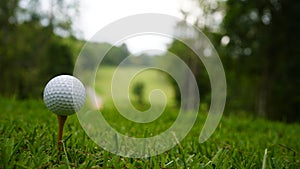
[1, 98, 299, 168]
[95, 66, 175, 107]
[1, 66, 300, 168]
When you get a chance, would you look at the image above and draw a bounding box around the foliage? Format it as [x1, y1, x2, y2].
[132, 81, 145, 104]
[166, 0, 225, 109]
[168, 0, 300, 122]
[167, 39, 211, 107]
[0, 0, 76, 99]
[221, 0, 300, 122]
[102, 44, 130, 66]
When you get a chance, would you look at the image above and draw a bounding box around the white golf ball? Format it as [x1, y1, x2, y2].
[43, 75, 86, 116]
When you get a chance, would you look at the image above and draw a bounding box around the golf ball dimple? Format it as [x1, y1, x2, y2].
[43, 75, 86, 116]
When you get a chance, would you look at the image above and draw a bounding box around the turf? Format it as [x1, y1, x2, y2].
[95, 66, 175, 106]
[1, 66, 300, 168]
[0, 98, 299, 168]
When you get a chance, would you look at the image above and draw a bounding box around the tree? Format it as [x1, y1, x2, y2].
[168, 0, 300, 122]
[167, 38, 210, 107]
[0, 0, 77, 98]
[133, 81, 145, 104]
[166, 0, 225, 109]
[222, 0, 300, 122]
[0, 0, 19, 96]
[102, 44, 130, 66]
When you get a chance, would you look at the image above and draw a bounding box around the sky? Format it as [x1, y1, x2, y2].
[74, 0, 190, 54]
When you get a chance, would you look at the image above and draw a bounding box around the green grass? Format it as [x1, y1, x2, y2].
[1, 98, 300, 168]
[1, 66, 300, 168]
[95, 66, 176, 107]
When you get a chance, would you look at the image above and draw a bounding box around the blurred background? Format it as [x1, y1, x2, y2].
[1, 0, 299, 123]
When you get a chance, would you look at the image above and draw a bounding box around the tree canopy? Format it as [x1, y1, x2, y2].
[0, 0, 76, 98]
[222, 0, 300, 122]
[167, 0, 300, 122]
[1, 0, 299, 122]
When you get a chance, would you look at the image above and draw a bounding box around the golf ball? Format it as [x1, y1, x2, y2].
[43, 75, 86, 116]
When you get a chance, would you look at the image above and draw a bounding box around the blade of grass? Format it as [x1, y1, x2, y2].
[262, 148, 268, 169]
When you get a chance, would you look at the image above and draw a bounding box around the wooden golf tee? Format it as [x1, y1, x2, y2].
[57, 115, 67, 151]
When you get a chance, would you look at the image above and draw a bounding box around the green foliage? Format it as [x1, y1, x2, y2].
[167, 39, 211, 106]
[126, 53, 156, 66]
[102, 44, 130, 66]
[168, 0, 300, 122]
[0, 21, 74, 98]
[0, 0, 76, 99]
[132, 81, 145, 104]
[76, 41, 131, 69]
[0, 97, 299, 168]
[221, 0, 300, 121]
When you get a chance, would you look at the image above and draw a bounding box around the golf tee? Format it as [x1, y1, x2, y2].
[57, 115, 67, 151]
